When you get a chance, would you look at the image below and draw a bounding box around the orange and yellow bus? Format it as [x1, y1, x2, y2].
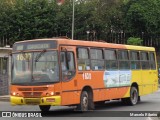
[10, 38, 158, 111]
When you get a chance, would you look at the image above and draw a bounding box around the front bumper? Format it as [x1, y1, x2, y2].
[10, 96, 61, 106]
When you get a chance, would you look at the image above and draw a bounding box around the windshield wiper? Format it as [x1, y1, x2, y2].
[35, 49, 46, 62]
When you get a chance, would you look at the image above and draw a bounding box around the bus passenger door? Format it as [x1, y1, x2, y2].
[60, 47, 78, 105]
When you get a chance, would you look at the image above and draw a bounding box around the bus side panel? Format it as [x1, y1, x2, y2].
[117, 70, 143, 98]
[76, 71, 104, 102]
[104, 87, 130, 100]
[151, 70, 158, 93]
[61, 80, 80, 106]
[141, 70, 153, 95]
[132, 70, 143, 96]
[88, 71, 131, 101]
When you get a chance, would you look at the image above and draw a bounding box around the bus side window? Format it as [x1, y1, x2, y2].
[104, 49, 118, 70]
[90, 49, 104, 70]
[149, 52, 156, 70]
[77, 48, 90, 71]
[118, 50, 130, 70]
[130, 51, 140, 70]
[140, 52, 150, 69]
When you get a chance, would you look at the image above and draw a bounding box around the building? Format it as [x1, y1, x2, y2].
[0, 47, 12, 95]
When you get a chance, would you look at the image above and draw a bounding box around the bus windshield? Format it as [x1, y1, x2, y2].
[12, 51, 59, 85]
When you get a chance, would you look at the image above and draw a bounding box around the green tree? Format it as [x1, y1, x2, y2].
[123, 0, 160, 36]
[127, 37, 143, 46]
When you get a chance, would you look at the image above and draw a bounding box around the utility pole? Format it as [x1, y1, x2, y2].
[71, 0, 75, 40]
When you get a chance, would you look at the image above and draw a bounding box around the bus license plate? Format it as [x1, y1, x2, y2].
[25, 99, 40, 105]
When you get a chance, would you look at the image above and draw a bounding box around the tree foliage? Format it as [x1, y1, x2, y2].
[127, 37, 143, 46]
[0, 0, 160, 46]
[123, 0, 160, 36]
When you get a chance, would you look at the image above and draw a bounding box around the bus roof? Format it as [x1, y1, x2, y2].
[15, 38, 155, 51]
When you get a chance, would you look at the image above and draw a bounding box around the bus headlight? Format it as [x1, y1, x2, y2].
[46, 92, 54, 96]
[51, 92, 54, 95]
[12, 92, 16, 96]
[11, 92, 20, 96]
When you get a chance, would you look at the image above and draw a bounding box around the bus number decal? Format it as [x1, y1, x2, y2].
[82, 73, 91, 80]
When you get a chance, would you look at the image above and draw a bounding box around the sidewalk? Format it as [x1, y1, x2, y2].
[0, 95, 10, 102]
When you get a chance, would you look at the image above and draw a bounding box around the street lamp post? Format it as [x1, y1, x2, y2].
[71, 0, 75, 40]
[86, 31, 90, 40]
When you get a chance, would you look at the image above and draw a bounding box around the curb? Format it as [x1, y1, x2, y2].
[0, 96, 10, 102]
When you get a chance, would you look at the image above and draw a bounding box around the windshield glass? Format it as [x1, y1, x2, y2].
[12, 51, 59, 84]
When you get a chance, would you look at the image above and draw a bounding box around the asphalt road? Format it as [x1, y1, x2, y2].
[0, 89, 160, 120]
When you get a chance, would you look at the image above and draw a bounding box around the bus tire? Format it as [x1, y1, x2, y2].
[122, 87, 138, 105]
[76, 91, 89, 111]
[125, 87, 138, 105]
[39, 105, 51, 112]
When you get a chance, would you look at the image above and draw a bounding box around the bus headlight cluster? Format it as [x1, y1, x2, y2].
[11, 92, 20, 96]
[45, 92, 54, 96]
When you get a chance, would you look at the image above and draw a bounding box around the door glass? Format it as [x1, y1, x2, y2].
[61, 52, 76, 81]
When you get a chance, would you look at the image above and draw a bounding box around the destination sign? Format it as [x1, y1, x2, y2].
[27, 44, 50, 50]
[13, 41, 57, 51]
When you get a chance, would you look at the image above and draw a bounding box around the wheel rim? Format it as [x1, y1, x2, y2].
[131, 90, 138, 104]
[82, 95, 88, 111]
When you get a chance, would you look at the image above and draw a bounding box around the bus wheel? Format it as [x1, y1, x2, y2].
[76, 91, 89, 111]
[122, 87, 138, 105]
[130, 87, 138, 105]
[39, 105, 51, 112]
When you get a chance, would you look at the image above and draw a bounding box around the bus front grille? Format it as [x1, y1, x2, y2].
[18, 88, 32, 91]
[23, 92, 42, 98]
[18, 87, 48, 91]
